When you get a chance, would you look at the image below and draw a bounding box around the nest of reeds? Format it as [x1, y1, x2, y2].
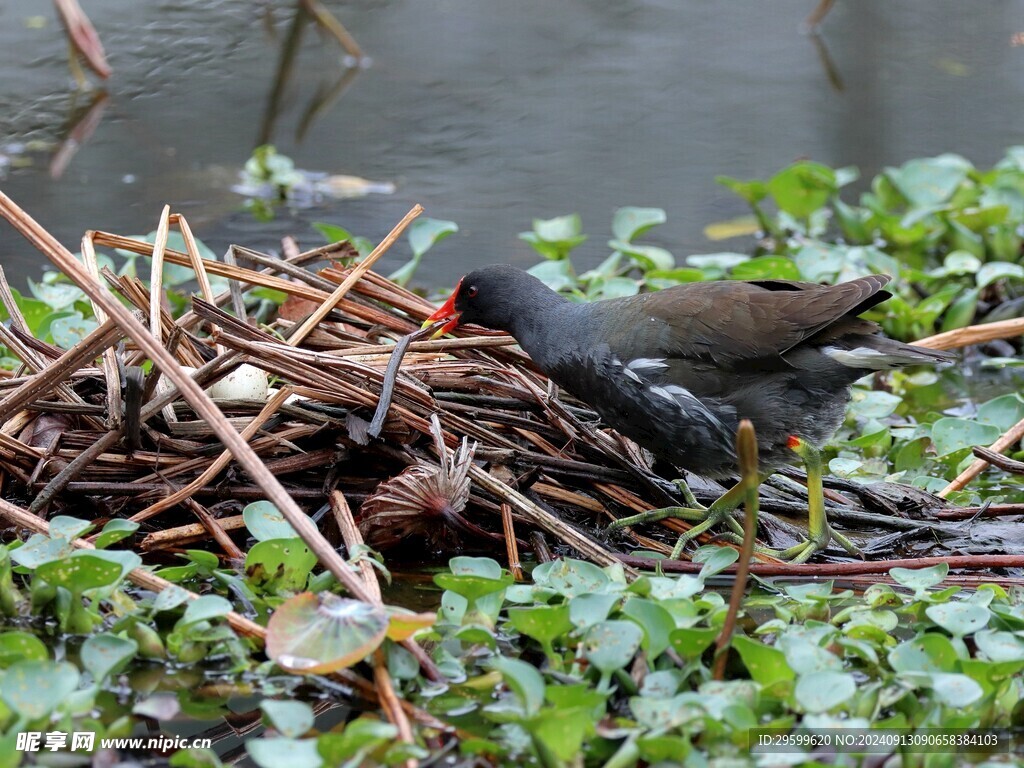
[1, 199, 1022, 584]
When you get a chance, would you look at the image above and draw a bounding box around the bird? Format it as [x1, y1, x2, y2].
[424, 265, 954, 561]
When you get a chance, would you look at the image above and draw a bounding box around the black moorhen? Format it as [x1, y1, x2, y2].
[425, 265, 954, 561]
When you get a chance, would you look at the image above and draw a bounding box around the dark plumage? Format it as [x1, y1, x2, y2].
[429, 265, 953, 478]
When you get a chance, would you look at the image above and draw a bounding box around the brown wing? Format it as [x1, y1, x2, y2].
[611, 275, 892, 365]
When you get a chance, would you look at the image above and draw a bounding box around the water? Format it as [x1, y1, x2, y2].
[2, 0, 1023, 288]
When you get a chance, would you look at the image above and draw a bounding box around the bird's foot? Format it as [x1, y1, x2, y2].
[772, 524, 861, 564]
[608, 480, 749, 559]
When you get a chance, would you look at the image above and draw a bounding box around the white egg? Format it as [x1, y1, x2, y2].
[208, 364, 269, 401]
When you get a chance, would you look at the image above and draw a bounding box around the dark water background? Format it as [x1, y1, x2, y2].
[2, 0, 1023, 288]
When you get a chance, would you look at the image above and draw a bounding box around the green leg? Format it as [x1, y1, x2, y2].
[784, 438, 862, 563]
[608, 473, 773, 559]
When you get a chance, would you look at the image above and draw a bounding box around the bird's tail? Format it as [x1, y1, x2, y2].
[823, 336, 956, 371]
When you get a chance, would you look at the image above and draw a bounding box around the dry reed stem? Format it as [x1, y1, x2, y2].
[130, 387, 296, 522]
[288, 204, 422, 345]
[80, 233, 123, 428]
[0, 193, 379, 606]
[939, 414, 1024, 497]
[915, 316, 1024, 351]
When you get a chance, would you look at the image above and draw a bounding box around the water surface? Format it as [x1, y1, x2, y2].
[2, 0, 1023, 286]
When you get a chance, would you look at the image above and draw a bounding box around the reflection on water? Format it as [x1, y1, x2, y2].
[1, 0, 1023, 287]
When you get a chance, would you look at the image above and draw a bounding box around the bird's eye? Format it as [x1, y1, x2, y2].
[465, 285, 478, 298]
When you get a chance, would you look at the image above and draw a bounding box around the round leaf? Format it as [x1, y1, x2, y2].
[82, 633, 138, 682]
[795, 671, 856, 713]
[583, 620, 643, 674]
[261, 699, 315, 738]
[266, 592, 387, 674]
[242, 501, 298, 541]
[0, 660, 80, 719]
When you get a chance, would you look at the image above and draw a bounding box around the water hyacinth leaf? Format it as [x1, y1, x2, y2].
[590, 276, 640, 299]
[36, 552, 124, 593]
[977, 394, 1024, 431]
[527, 259, 575, 291]
[243, 501, 299, 542]
[794, 242, 844, 282]
[928, 672, 984, 707]
[488, 655, 545, 717]
[887, 154, 971, 207]
[0, 660, 80, 719]
[247, 737, 322, 768]
[669, 626, 719, 659]
[629, 693, 703, 730]
[180, 595, 233, 627]
[81, 633, 138, 683]
[715, 175, 768, 204]
[266, 592, 388, 674]
[433, 573, 512, 605]
[977, 261, 1024, 288]
[795, 671, 856, 713]
[583, 620, 643, 674]
[686, 252, 750, 271]
[568, 593, 620, 630]
[28, 278, 85, 310]
[889, 634, 959, 673]
[532, 558, 612, 597]
[767, 161, 837, 218]
[93, 519, 139, 549]
[49, 313, 98, 348]
[974, 630, 1024, 662]
[533, 213, 583, 243]
[612, 207, 666, 242]
[409, 218, 458, 259]
[780, 636, 843, 675]
[0, 632, 48, 667]
[245, 538, 317, 593]
[925, 603, 990, 637]
[10, 534, 75, 569]
[693, 546, 738, 580]
[261, 699, 315, 738]
[316, 719, 398, 764]
[730, 255, 802, 281]
[890, 563, 948, 591]
[153, 585, 191, 613]
[732, 636, 795, 687]
[383, 607, 435, 641]
[49, 516, 95, 541]
[530, 705, 593, 762]
[848, 390, 903, 420]
[507, 604, 573, 647]
[621, 598, 675, 660]
[929, 418, 1000, 457]
[609, 241, 674, 271]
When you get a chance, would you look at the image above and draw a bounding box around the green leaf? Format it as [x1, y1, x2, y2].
[243, 501, 299, 541]
[669, 626, 719, 660]
[795, 671, 856, 713]
[583, 620, 643, 674]
[261, 699, 315, 738]
[526, 260, 575, 291]
[621, 598, 675, 659]
[248, 738, 322, 768]
[94, 519, 139, 549]
[977, 394, 1024, 431]
[568, 593, 620, 630]
[49, 313, 98, 348]
[612, 207, 666, 242]
[732, 635, 795, 687]
[889, 633, 959, 673]
[81, 633, 138, 682]
[693, 546, 738, 579]
[930, 418, 1000, 456]
[929, 672, 984, 707]
[180, 595, 233, 626]
[890, 563, 949, 591]
[767, 162, 837, 218]
[532, 559, 613, 597]
[715, 176, 768, 205]
[245, 538, 317, 593]
[489, 655, 545, 717]
[609, 241, 674, 271]
[924, 603, 990, 637]
[409, 217, 458, 258]
[977, 261, 1024, 288]
[0, 660, 80, 719]
[887, 154, 971, 206]
[0, 632, 48, 667]
[507, 604, 572, 648]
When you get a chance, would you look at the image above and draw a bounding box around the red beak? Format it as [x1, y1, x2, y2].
[422, 278, 462, 337]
